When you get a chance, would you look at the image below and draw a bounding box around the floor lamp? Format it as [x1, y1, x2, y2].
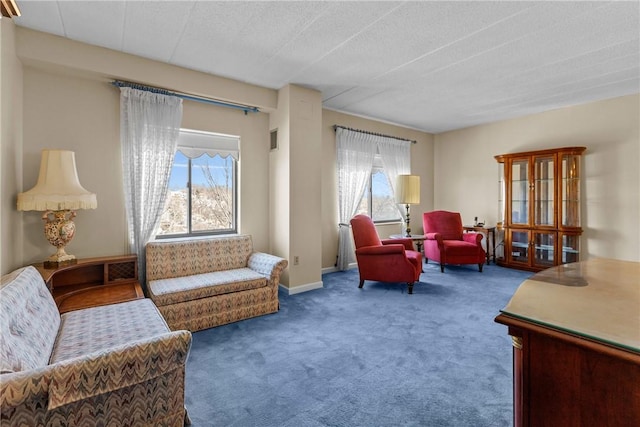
[17, 149, 97, 268]
[396, 175, 420, 237]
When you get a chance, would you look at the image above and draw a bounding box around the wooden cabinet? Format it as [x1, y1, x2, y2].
[495, 259, 640, 427]
[495, 146, 585, 271]
[34, 255, 144, 313]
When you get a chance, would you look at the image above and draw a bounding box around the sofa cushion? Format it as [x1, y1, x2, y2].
[149, 268, 267, 306]
[146, 235, 254, 281]
[50, 298, 170, 363]
[0, 266, 61, 374]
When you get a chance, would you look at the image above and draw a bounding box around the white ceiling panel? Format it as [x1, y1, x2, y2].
[121, 1, 196, 63]
[262, 2, 402, 87]
[56, 1, 127, 50]
[12, 1, 64, 37]
[12, 0, 640, 133]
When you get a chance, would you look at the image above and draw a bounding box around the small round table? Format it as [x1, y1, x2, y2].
[389, 234, 427, 254]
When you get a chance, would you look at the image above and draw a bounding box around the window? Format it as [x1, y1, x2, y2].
[355, 156, 401, 222]
[157, 130, 238, 237]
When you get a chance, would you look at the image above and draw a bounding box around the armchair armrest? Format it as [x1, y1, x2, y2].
[462, 232, 483, 245]
[48, 330, 192, 409]
[425, 232, 440, 241]
[248, 252, 289, 287]
[356, 244, 406, 256]
[0, 331, 191, 412]
[0, 364, 52, 410]
[381, 238, 414, 251]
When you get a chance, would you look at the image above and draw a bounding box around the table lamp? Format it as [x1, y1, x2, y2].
[17, 149, 97, 268]
[396, 174, 420, 237]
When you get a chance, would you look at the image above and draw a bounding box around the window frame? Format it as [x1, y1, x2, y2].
[358, 160, 402, 224]
[156, 134, 239, 239]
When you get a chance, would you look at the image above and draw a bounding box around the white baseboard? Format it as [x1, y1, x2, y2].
[280, 264, 357, 294]
[322, 263, 358, 274]
[280, 280, 324, 295]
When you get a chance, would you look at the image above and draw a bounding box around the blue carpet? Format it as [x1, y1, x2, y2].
[185, 263, 533, 426]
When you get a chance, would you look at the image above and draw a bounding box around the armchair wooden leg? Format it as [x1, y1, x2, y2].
[478, 263, 483, 272]
[358, 279, 365, 288]
[408, 282, 414, 294]
[440, 264, 445, 273]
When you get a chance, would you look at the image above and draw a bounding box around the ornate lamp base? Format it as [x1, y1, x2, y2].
[404, 203, 412, 237]
[42, 210, 78, 269]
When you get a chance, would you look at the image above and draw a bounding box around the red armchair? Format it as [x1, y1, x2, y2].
[350, 214, 423, 294]
[422, 210, 485, 273]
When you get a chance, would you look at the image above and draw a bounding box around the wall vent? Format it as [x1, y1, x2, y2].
[270, 129, 278, 151]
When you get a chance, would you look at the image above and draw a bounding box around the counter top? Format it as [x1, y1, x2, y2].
[500, 258, 640, 352]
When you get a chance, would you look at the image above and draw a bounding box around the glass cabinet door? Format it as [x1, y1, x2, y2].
[562, 154, 581, 227]
[533, 231, 556, 269]
[509, 230, 529, 264]
[534, 156, 555, 227]
[561, 233, 580, 264]
[510, 159, 529, 225]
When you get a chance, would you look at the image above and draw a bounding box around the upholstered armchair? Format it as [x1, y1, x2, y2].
[422, 210, 485, 273]
[350, 214, 423, 294]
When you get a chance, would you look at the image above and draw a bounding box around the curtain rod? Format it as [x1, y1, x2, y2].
[112, 80, 260, 115]
[333, 125, 416, 144]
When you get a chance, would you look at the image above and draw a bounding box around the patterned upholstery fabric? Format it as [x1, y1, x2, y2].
[157, 286, 279, 332]
[0, 267, 60, 374]
[50, 299, 172, 362]
[0, 267, 192, 427]
[146, 235, 288, 332]
[149, 268, 267, 306]
[146, 234, 255, 281]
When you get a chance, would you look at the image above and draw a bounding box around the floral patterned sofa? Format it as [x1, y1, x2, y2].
[146, 234, 288, 332]
[0, 266, 192, 426]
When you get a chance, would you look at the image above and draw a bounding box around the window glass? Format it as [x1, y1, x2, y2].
[355, 164, 401, 222]
[159, 151, 188, 235]
[157, 132, 237, 237]
[191, 154, 235, 232]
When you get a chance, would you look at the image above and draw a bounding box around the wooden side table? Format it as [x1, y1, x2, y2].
[463, 225, 496, 265]
[33, 255, 144, 313]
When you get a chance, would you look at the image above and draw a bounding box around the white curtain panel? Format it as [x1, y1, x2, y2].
[120, 87, 183, 284]
[377, 137, 412, 218]
[336, 128, 377, 270]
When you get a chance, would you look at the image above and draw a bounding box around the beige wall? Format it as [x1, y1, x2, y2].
[269, 86, 291, 284]
[13, 28, 276, 269]
[270, 85, 324, 290]
[435, 94, 640, 262]
[320, 109, 435, 269]
[1, 19, 24, 274]
[288, 85, 323, 289]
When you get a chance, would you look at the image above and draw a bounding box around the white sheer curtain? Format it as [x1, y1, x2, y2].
[336, 128, 377, 270]
[120, 87, 183, 285]
[377, 137, 412, 218]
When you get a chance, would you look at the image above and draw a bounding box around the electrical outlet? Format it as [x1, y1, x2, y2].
[294, 256, 299, 265]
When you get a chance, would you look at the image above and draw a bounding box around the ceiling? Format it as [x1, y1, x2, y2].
[12, 1, 640, 133]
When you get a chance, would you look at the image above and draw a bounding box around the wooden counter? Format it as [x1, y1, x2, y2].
[495, 258, 640, 427]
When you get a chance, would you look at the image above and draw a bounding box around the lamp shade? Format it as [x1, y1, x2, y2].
[395, 175, 420, 204]
[17, 150, 97, 211]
